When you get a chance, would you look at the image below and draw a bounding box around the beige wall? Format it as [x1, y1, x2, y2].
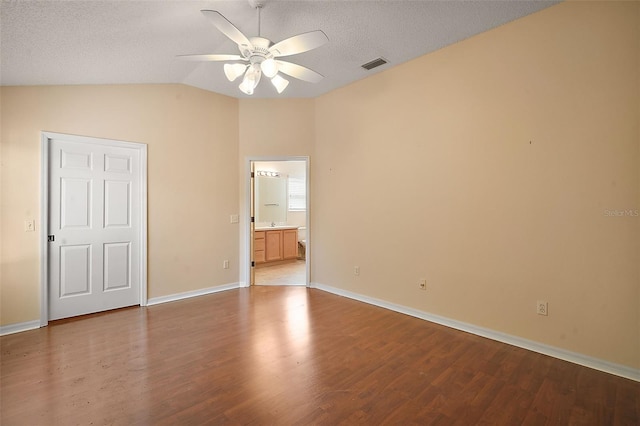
[313, 1, 639, 368]
[0, 84, 239, 325]
[239, 99, 314, 158]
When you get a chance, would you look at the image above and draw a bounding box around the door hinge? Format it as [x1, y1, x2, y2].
[251, 216, 255, 223]
[251, 261, 255, 267]
[48, 235, 55, 242]
[251, 171, 255, 178]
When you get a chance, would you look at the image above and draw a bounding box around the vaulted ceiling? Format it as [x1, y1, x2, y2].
[0, 0, 559, 98]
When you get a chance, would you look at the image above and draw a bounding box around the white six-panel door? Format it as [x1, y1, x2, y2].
[48, 137, 141, 320]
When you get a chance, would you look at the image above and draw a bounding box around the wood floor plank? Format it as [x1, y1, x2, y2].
[1, 286, 638, 425]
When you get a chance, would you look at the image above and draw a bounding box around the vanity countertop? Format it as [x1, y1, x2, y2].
[255, 225, 299, 231]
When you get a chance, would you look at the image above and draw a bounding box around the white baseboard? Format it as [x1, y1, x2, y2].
[1, 284, 240, 336]
[0, 320, 41, 336]
[310, 282, 640, 382]
[147, 282, 240, 306]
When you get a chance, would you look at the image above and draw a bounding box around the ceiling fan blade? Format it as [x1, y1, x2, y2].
[177, 54, 246, 62]
[201, 10, 253, 49]
[275, 60, 324, 83]
[269, 31, 328, 57]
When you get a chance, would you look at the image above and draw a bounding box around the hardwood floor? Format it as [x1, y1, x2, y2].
[1, 286, 638, 425]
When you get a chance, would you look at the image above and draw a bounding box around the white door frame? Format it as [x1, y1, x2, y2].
[40, 131, 148, 326]
[242, 156, 310, 288]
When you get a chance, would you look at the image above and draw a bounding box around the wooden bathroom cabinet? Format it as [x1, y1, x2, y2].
[254, 227, 298, 265]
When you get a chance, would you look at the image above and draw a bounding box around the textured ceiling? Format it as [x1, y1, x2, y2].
[0, 0, 559, 99]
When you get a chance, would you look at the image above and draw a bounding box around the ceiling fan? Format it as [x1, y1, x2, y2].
[178, 0, 328, 95]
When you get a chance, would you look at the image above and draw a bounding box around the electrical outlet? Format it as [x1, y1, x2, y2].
[418, 279, 427, 290]
[536, 301, 548, 316]
[223, 260, 229, 269]
[354, 266, 360, 276]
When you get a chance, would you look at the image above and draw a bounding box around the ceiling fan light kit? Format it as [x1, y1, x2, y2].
[224, 63, 248, 81]
[261, 58, 278, 78]
[271, 74, 289, 94]
[179, 0, 328, 96]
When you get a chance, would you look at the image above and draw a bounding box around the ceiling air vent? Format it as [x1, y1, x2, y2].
[361, 57, 388, 71]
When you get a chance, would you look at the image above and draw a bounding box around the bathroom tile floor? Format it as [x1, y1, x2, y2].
[255, 260, 306, 286]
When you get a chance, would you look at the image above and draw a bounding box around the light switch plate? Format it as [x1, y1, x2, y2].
[230, 214, 239, 224]
[24, 220, 35, 232]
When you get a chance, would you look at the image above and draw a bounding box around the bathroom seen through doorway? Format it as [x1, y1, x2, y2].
[252, 160, 308, 286]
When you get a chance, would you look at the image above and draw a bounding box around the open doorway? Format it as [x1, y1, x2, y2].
[250, 159, 308, 286]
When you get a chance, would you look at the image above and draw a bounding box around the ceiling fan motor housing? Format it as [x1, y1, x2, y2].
[244, 37, 274, 65]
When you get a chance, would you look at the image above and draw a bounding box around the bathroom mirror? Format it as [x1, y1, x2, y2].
[255, 175, 287, 225]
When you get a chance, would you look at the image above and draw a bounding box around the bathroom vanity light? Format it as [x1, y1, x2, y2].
[257, 170, 280, 177]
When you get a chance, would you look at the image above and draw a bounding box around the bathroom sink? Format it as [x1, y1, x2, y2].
[255, 225, 299, 231]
